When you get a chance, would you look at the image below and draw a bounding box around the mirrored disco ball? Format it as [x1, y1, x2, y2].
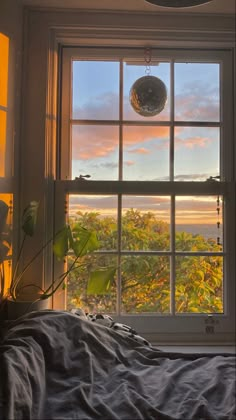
[130, 75, 167, 117]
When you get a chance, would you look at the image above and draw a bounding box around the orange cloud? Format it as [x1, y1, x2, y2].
[71, 85, 218, 162]
[68, 194, 222, 224]
[124, 160, 135, 166]
[123, 126, 169, 146]
[127, 147, 150, 155]
[72, 125, 170, 160]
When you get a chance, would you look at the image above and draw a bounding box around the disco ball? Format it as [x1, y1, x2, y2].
[130, 75, 167, 117]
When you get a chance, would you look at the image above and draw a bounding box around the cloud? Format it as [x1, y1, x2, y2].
[127, 147, 150, 155]
[72, 124, 170, 161]
[91, 162, 118, 170]
[157, 173, 211, 182]
[73, 92, 119, 120]
[124, 160, 135, 166]
[174, 173, 216, 182]
[123, 126, 169, 146]
[175, 82, 219, 121]
[71, 79, 219, 163]
[175, 136, 212, 150]
[68, 194, 221, 223]
[72, 125, 118, 160]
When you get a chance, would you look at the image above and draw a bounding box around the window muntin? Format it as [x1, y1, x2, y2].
[59, 47, 233, 331]
[69, 57, 221, 183]
[66, 192, 223, 315]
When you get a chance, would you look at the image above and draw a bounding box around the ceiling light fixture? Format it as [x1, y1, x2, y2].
[145, 0, 213, 8]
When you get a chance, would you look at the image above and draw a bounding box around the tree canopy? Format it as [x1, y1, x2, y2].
[66, 210, 223, 315]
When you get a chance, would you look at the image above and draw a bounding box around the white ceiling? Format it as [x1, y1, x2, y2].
[21, 0, 235, 15]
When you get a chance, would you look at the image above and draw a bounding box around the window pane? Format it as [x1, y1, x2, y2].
[71, 125, 119, 180]
[67, 254, 117, 313]
[0, 111, 7, 177]
[174, 127, 219, 181]
[121, 255, 170, 313]
[175, 195, 223, 252]
[72, 61, 119, 120]
[67, 195, 118, 312]
[122, 196, 170, 251]
[69, 194, 118, 250]
[123, 126, 169, 181]
[175, 63, 220, 122]
[0, 33, 9, 108]
[175, 256, 223, 313]
[123, 61, 170, 121]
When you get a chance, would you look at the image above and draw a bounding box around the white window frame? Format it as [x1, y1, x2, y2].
[54, 46, 235, 343]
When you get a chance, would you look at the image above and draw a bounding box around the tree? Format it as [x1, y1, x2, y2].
[66, 210, 223, 314]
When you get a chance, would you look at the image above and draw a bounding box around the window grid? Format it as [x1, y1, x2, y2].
[58, 46, 233, 320]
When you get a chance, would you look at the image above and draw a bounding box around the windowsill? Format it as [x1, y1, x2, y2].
[153, 345, 236, 353]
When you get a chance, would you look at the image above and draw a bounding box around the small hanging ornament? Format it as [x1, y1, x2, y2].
[216, 195, 221, 247]
[129, 47, 167, 117]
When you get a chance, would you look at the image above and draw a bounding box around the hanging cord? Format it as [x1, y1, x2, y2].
[144, 47, 152, 75]
[216, 195, 221, 246]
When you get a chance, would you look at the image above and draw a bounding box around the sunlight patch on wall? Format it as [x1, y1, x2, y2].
[0, 111, 7, 177]
[0, 193, 13, 294]
[0, 33, 9, 108]
[0, 33, 9, 177]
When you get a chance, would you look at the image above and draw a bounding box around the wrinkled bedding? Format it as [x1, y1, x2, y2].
[0, 310, 235, 420]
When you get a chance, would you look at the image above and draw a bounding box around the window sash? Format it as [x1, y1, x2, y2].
[60, 47, 232, 182]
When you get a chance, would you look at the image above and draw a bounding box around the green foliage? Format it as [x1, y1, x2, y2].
[0, 200, 11, 266]
[87, 267, 116, 295]
[67, 209, 223, 314]
[0, 200, 115, 304]
[21, 201, 39, 237]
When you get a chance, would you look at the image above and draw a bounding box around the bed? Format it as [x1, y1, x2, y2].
[0, 310, 235, 420]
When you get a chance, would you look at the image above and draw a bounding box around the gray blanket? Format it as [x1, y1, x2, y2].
[0, 310, 235, 420]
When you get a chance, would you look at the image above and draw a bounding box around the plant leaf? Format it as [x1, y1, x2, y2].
[87, 267, 116, 295]
[0, 200, 9, 235]
[53, 225, 70, 260]
[0, 241, 11, 264]
[22, 201, 39, 237]
[72, 227, 99, 257]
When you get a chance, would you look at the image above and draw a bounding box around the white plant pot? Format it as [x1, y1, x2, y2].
[7, 297, 50, 320]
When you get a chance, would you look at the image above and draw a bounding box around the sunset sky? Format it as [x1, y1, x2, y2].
[69, 60, 221, 226]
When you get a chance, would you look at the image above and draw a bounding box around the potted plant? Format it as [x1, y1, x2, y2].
[0, 199, 116, 321]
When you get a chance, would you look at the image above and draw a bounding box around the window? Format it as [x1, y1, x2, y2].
[56, 47, 234, 341]
[0, 33, 9, 178]
[0, 33, 13, 289]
